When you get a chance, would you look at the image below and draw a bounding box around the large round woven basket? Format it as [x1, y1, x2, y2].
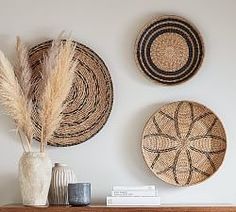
[29, 40, 113, 147]
[142, 101, 226, 186]
[135, 15, 204, 85]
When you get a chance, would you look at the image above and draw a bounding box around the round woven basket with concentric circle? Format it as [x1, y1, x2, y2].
[142, 101, 226, 186]
[135, 15, 204, 85]
[29, 40, 113, 147]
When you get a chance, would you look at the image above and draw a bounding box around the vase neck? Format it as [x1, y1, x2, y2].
[54, 163, 67, 167]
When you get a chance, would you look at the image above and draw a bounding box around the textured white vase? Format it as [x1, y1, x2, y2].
[18, 152, 52, 206]
[48, 163, 77, 205]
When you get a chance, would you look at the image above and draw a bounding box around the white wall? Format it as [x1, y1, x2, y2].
[0, 0, 236, 205]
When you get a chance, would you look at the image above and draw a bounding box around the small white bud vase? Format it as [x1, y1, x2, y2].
[18, 152, 52, 206]
[48, 163, 77, 205]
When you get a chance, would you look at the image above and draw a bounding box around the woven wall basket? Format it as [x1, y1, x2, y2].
[135, 15, 204, 85]
[142, 101, 226, 186]
[29, 40, 113, 147]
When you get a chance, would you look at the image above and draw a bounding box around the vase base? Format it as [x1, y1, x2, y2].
[23, 204, 49, 207]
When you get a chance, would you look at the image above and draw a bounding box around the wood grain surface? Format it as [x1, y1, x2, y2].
[1, 205, 236, 212]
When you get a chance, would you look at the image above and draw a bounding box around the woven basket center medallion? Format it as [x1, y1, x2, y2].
[178, 138, 189, 150]
[150, 33, 189, 72]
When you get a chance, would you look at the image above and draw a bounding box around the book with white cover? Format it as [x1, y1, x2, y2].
[112, 190, 157, 197]
[112, 185, 155, 191]
[106, 196, 161, 206]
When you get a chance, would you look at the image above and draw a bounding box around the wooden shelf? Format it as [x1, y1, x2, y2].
[1, 205, 236, 212]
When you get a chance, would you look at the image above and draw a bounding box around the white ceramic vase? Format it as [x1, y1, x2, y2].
[18, 152, 52, 206]
[48, 163, 77, 205]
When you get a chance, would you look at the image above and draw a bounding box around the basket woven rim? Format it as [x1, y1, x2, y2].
[141, 100, 227, 186]
[134, 15, 205, 86]
[29, 40, 114, 147]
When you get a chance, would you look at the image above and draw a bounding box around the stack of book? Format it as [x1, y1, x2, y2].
[106, 185, 160, 206]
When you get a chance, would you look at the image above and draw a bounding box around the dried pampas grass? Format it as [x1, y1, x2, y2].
[0, 47, 33, 152]
[39, 39, 77, 152]
[15, 37, 34, 145]
[42, 33, 64, 81]
[15, 37, 32, 99]
[0, 34, 77, 153]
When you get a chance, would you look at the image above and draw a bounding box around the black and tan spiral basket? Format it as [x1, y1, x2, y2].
[29, 40, 113, 147]
[142, 101, 226, 186]
[135, 15, 204, 85]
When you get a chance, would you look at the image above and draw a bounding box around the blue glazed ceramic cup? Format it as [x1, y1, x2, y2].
[68, 183, 91, 206]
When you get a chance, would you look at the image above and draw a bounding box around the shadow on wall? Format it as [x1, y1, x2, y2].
[0, 173, 21, 205]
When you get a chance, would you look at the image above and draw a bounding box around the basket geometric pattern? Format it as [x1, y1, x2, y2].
[142, 101, 226, 186]
[135, 16, 204, 85]
[29, 40, 113, 147]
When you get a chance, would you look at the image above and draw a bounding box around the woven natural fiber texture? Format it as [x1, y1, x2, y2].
[135, 15, 204, 85]
[29, 40, 113, 147]
[142, 101, 226, 186]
